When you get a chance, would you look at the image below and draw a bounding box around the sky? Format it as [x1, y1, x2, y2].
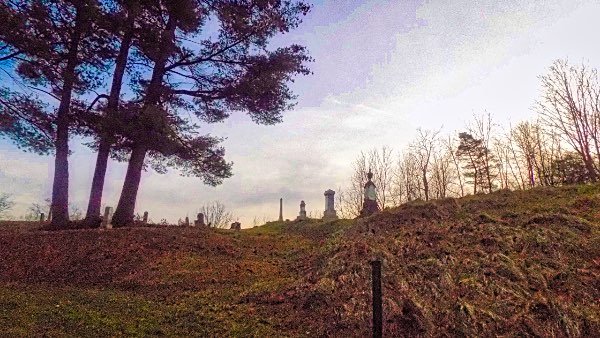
[2, 0, 600, 226]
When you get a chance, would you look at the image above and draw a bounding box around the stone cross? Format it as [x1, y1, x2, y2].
[142, 211, 148, 224]
[39, 213, 45, 223]
[296, 200, 307, 221]
[323, 189, 338, 221]
[360, 169, 380, 217]
[278, 198, 283, 222]
[102, 207, 113, 228]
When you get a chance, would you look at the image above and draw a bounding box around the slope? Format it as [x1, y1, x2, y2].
[0, 185, 598, 337]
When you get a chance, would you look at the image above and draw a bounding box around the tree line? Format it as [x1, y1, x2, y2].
[338, 59, 600, 218]
[0, 0, 312, 227]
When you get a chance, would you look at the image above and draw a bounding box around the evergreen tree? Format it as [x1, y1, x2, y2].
[0, 0, 113, 227]
[552, 152, 590, 185]
[110, 0, 312, 226]
[456, 132, 488, 194]
[83, 0, 141, 226]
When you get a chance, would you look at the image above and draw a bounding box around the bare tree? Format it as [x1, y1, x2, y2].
[369, 146, 394, 209]
[442, 135, 465, 197]
[504, 125, 527, 190]
[536, 59, 600, 181]
[468, 112, 499, 193]
[70, 204, 83, 221]
[342, 147, 396, 216]
[199, 201, 234, 229]
[430, 144, 454, 199]
[335, 186, 353, 219]
[341, 151, 368, 217]
[410, 128, 440, 201]
[24, 202, 48, 221]
[0, 193, 14, 219]
[393, 150, 422, 203]
[535, 128, 564, 186]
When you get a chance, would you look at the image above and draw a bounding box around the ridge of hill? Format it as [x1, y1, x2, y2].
[0, 185, 599, 336]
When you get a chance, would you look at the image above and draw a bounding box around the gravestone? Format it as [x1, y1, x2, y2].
[102, 207, 113, 228]
[142, 211, 148, 224]
[230, 221, 241, 231]
[296, 200, 307, 221]
[39, 213, 45, 223]
[278, 198, 283, 222]
[185, 216, 190, 227]
[194, 213, 206, 227]
[323, 189, 338, 221]
[360, 170, 380, 217]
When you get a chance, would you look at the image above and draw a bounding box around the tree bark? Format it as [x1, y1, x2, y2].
[111, 144, 147, 226]
[50, 10, 83, 228]
[84, 141, 111, 225]
[111, 17, 176, 226]
[84, 25, 134, 226]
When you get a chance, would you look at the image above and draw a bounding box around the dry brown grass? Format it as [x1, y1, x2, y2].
[0, 184, 598, 336]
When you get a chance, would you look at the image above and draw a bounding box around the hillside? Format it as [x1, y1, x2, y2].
[0, 185, 599, 337]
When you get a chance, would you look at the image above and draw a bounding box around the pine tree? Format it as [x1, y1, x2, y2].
[110, 0, 312, 226]
[83, 0, 140, 226]
[456, 132, 488, 194]
[0, 0, 113, 227]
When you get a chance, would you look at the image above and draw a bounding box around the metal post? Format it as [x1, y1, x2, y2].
[371, 259, 382, 338]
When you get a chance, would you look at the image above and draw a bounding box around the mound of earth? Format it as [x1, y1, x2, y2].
[0, 185, 599, 336]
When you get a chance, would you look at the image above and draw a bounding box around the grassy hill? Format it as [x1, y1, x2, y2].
[0, 185, 599, 337]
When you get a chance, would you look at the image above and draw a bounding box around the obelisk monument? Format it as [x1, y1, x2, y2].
[278, 198, 283, 221]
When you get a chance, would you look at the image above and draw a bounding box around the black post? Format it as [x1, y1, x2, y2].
[371, 259, 382, 338]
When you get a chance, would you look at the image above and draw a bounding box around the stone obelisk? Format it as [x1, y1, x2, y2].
[278, 198, 283, 222]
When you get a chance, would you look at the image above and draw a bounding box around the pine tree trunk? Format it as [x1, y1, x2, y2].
[111, 145, 147, 227]
[84, 140, 111, 225]
[50, 10, 83, 228]
[84, 26, 133, 226]
[111, 18, 176, 227]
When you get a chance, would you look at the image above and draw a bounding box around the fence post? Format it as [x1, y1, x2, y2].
[371, 259, 382, 338]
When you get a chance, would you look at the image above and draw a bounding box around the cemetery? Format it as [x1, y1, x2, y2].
[1, 0, 599, 336]
[1, 175, 599, 336]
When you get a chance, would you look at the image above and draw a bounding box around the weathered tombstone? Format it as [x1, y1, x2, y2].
[323, 190, 338, 221]
[102, 207, 113, 228]
[185, 216, 190, 227]
[360, 170, 380, 217]
[142, 211, 149, 224]
[278, 198, 283, 222]
[194, 213, 205, 227]
[296, 200, 307, 221]
[39, 213, 45, 223]
[230, 221, 241, 231]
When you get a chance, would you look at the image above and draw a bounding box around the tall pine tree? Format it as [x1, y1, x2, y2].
[110, 0, 312, 226]
[0, 0, 113, 227]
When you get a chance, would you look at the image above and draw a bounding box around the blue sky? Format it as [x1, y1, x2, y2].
[2, 0, 600, 225]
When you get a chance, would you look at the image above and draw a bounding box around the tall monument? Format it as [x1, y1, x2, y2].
[278, 198, 283, 222]
[323, 189, 338, 221]
[296, 200, 307, 221]
[360, 169, 380, 217]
